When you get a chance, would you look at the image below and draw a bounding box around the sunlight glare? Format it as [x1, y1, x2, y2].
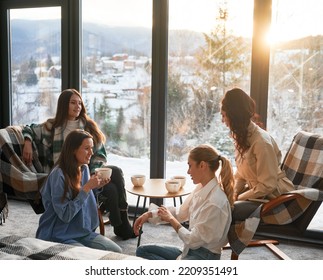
[10, 7, 60, 20]
[169, 0, 253, 37]
[265, 27, 284, 46]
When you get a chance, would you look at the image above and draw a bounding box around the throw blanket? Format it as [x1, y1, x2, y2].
[227, 205, 261, 255]
[0, 126, 47, 203]
[261, 131, 323, 225]
[0, 234, 140, 260]
[228, 131, 323, 256]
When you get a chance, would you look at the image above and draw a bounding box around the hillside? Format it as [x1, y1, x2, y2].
[11, 19, 205, 63]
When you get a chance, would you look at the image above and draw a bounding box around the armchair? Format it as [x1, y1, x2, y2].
[227, 130, 323, 259]
[256, 130, 323, 243]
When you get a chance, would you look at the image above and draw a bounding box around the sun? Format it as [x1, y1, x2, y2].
[265, 26, 288, 46]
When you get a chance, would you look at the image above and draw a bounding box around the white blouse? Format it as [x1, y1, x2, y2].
[149, 178, 232, 258]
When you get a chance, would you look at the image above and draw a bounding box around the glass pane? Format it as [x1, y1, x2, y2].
[82, 0, 152, 205]
[166, 0, 253, 181]
[268, 0, 323, 154]
[10, 7, 62, 125]
[268, 0, 323, 231]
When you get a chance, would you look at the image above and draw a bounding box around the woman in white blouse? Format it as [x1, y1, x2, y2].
[133, 144, 234, 260]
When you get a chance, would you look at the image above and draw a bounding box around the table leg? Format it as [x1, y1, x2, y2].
[136, 197, 147, 248]
[133, 195, 141, 226]
[137, 226, 143, 248]
[172, 196, 184, 207]
[142, 197, 147, 213]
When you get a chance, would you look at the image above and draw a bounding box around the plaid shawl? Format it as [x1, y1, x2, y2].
[1, 122, 108, 196]
[0, 234, 141, 260]
[0, 126, 47, 200]
[22, 120, 108, 175]
[228, 131, 323, 255]
[261, 131, 323, 225]
[227, 204, 262, 255]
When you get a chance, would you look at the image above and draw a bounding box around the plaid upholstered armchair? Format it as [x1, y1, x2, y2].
[256, 131, 323, 244]
[227, 130, 323, 260]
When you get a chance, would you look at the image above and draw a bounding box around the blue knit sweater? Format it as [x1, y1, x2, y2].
[36, 165, 99, 244]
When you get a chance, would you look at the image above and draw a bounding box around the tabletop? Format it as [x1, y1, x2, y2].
[125, 178, 196, 199]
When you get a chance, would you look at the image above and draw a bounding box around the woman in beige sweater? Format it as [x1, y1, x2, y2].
[220, 88, 294, 202]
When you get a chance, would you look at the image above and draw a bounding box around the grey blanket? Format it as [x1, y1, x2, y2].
[0, 126, 47, 207]
[0, 234, 140, 260]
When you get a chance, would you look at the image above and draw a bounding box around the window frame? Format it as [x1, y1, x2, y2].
[0, 0, 81, 125]
[0, 0, 271, 205]
[2, 0, 323, 243]
[0, 0, 272, 170]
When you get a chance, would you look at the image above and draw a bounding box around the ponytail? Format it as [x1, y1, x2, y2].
[189, 144, 235, 208]
[218, 155, 235, 208]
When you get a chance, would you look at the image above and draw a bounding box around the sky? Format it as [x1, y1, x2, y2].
[268, 0, 323, 43]
[9, 0, 323, 43]
[82, 0, 254, 36]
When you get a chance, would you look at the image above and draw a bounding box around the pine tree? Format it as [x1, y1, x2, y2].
[189, 6, 250, 142]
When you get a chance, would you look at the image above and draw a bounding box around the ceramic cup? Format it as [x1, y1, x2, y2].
[165, 179, 181, 193]
[95, 167, 112, 180]
[131, 175, 146, 187]
[171, 175, 186, 188]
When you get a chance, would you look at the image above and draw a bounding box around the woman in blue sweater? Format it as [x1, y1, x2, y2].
[23, 89, 135, 240]
[36, 129, 122, 252]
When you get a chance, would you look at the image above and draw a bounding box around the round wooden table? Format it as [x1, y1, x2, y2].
[126, 178, 196, 247]
[126, 178, 195, 221]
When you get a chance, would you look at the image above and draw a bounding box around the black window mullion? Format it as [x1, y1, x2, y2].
[250, 0, 272, 128]
[61, 0, 81, 91]
[149, 0, 169, 205]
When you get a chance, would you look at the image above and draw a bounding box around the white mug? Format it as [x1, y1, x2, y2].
[165, 179, 181, 193]
[95, 167, 112, 180]
[131, 175, 146, 187]
[171, 175, 186, 188]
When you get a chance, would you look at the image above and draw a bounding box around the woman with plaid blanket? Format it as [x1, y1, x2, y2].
[22, 89, 136, 240]
[220, 88, 294, 202]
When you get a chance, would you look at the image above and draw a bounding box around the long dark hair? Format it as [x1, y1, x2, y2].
[52, 88, 106, 146]
[221, 88, 256, 157]
[57, 129, 93, 201]
[189, 144, 234, 208]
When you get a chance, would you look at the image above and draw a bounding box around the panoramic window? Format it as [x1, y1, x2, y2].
[166, 0, 254, 179]
[10, 7, 62, 125]
[82, 0, 152, 205]
[267, 0, 323, 230]
[267, 0, 323, 155]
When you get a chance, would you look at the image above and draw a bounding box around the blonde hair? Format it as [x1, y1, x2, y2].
[189, 144, 234, 208]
